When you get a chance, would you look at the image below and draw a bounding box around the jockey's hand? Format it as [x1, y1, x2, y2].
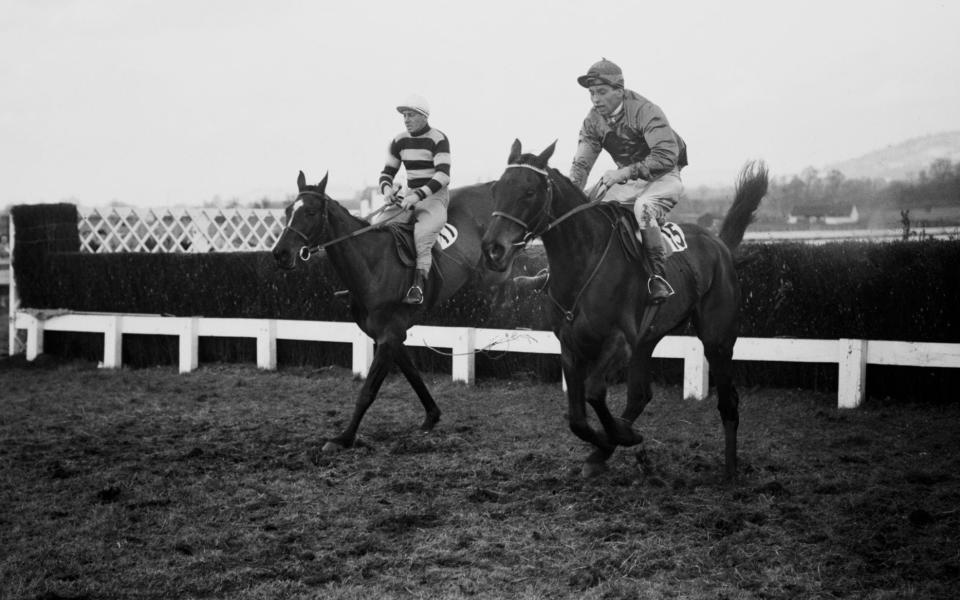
[400, 193, 419, 210]
[382, 187, 397, 205]
[600, 167, 631, 187]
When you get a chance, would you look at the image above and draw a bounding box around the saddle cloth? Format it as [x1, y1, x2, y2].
[386, 222, 459, 268]
[607, 205, 687, 262]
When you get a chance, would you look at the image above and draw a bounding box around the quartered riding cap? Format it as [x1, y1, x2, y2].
[396, 94, 430, 118]
[577, 58, 624, 89]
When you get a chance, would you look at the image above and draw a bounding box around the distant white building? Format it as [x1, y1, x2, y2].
[788, 204, 860, 225]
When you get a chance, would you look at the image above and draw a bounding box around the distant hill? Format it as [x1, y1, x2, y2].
[824, 131, 960, 181]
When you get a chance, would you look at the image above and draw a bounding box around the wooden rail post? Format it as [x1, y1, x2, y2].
[838, 338, 867, 409]
[23, 313, 43, 360]
[451, 327, 475, 385]
[352, 328, 374, 379]
[179, 317, 199, 373]
[7, 218, 20, 356]
[256, 319, 277, 370]
[683, 337, 709, 401]
[103, 315, 123, 368]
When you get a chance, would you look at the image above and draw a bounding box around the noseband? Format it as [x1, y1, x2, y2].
[491, 164, 556, 247]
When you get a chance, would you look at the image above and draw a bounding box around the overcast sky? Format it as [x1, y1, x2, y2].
[3, 0, 959, 208]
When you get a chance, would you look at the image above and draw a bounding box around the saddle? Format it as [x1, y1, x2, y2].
[383, 222, 459, 269]
[599, 204, 686, 262]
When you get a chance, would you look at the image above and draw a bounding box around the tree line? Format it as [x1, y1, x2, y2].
[766, 157, 960, 215]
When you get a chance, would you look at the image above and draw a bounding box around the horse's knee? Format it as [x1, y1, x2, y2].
[569, 419, 593, 440]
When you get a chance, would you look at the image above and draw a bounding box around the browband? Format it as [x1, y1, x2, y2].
[505, 163, 550, 177]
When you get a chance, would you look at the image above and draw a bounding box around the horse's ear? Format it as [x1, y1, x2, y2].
[297, 171, 306, 191]
[317, 171, 329, 194]
[535, 140, 557, 167]
[508, 139, 522, 164]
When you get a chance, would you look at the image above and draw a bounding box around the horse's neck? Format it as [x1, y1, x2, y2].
[540, 181, 610, 267]
[322, 202, 375, 294]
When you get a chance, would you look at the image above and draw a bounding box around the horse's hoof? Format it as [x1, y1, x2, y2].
[419, 414, 440, 434]
[321, 440, 347, 454]
[614, 430, 644, 447]
[581, 462, 608, 478]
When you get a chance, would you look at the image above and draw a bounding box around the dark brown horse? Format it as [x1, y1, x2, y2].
[481, 140, 768, 479]
[273, 171, 501, 453]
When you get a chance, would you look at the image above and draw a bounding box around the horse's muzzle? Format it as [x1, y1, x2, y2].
[272, 245, 297, 270]
[482, 240, 510, 272]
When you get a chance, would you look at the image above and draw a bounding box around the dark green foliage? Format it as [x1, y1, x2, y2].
[10, 204, 79, 309]
[737, 240, 960, 342]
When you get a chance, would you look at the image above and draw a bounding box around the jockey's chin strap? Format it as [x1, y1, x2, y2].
[491, 164, 607, 248]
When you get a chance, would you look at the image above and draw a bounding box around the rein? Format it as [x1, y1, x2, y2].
[493, 163, 617, 321]
[491, 164, 607, 247]
[285, 191, 406, 261]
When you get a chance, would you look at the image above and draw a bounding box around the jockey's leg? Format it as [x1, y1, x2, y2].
[634, 170, 682, 304]
[406, 193, 448, 305]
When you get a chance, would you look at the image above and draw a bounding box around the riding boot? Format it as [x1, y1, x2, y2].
[640, 226, 675, 304]
[403, 268, 427, 304]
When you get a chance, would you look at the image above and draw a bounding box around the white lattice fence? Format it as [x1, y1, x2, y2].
[78, 207, 287, 253]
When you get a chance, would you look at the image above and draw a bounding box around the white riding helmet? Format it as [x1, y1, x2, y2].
[396, 94, 430, 118]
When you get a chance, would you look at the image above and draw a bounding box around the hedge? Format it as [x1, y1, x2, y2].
[11, 204, 960, 400]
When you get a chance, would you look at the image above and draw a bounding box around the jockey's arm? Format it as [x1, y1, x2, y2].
[569, 127, 601, 189]
[378, 138, 403, 201]
[630, 108, 680, 180]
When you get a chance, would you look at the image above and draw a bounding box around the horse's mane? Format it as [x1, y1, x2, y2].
[303, 186, 370, 228]
[547, 167, 590, 205]
[513, 153, 591, 206]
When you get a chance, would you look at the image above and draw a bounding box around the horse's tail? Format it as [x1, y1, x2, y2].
[718, 160, 769, 251]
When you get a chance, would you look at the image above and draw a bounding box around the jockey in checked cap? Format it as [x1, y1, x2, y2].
[569, 58, 688, 304]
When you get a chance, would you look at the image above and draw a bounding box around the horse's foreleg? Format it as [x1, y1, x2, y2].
[622, 342, 659, 474]
[392, 343, 441, 433]
[583, 381, 615, 469]
[586, 335, 643, 448]
[323, 342, 394, 452]
[563, 354, 615, 477]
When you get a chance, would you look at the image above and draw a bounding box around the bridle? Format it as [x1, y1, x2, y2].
[490, 163, 557, 247]
[489, 162, 616, 322]
[280, 191, 331, 261]
[282, 190, 404, 261]
[491, 163, 608, 248]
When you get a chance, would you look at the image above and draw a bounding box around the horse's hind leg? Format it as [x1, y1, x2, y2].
[695, 289, 740, 481]
[323, 341, 395, 452]
[705, 342, 738, 481]
[392, 343, 442, 433]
